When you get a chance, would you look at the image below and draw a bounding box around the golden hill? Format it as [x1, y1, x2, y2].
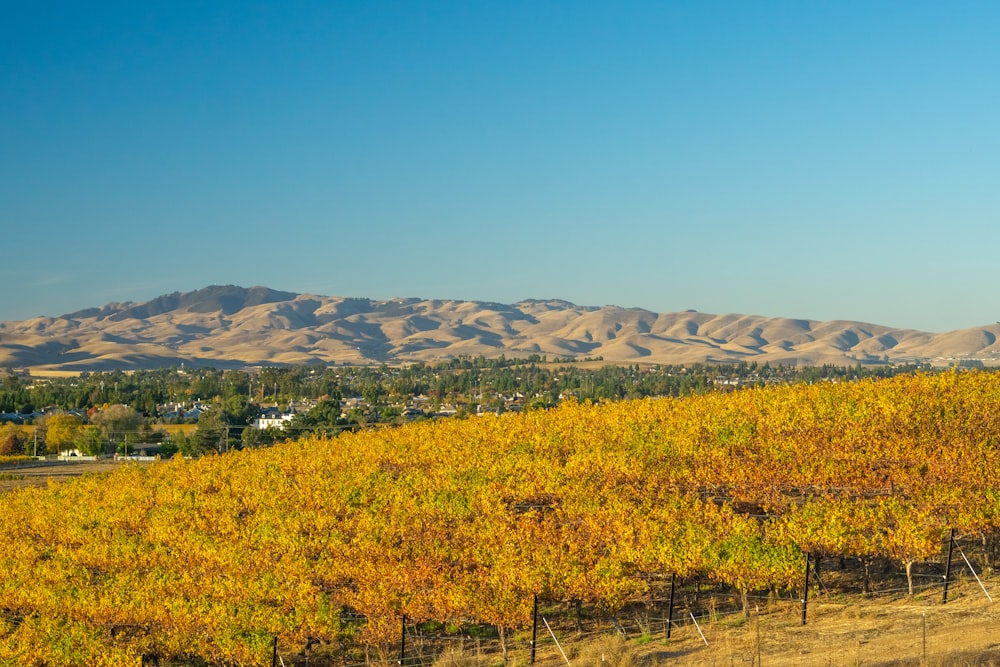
[1, 285, 997, 370]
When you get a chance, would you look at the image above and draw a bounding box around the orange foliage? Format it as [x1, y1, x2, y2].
[1, 370, 999, 662]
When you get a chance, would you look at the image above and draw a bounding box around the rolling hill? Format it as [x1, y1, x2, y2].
[1, 285, 998, 371]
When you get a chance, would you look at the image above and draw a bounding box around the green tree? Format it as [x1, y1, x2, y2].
[241, 426, 262, 449]
[287, 397, 345, 437]
[157, 439, 179, 459]
[117, 437, 135, 456]
[361, 382, 385, 407]
[193, 409, 230, 454]
[74, 426, 104, 457]
[170, 430, 203, 458]
[242, 426, 283, 449]
[221, 394, 256, 428]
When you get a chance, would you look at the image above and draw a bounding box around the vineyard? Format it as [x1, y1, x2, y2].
[2, 371, 1000, 665]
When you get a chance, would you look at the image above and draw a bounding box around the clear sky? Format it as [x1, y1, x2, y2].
[2, 2, 998, 332]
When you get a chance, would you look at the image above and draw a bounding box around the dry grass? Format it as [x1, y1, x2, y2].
[567, 634, 646, 667]
[156, 423, 198, 436]
[516, 581, 1000, 667]
[415, 582, 1000, 667]
[0, 459, 149, 493]
[25, 369, 85, 378]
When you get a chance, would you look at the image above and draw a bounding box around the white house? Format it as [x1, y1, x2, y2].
[252, 407, 296, 431]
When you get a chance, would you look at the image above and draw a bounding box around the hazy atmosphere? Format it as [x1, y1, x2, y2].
[3, 1, 998, 332]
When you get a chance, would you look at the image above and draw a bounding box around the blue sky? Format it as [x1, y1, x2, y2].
[2, 2, 998, 332]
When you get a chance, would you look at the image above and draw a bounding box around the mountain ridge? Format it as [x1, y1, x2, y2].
[1, 285, 996, 371]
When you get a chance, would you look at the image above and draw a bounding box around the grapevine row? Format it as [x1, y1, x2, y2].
[1, 370, 999, 664]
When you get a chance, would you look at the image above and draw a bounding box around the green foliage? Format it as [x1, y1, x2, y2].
[169, 430, 201, 458]
[0, 361, 935, 426]
[193, 409, 231, 453]
[74, 426, 104, 456]
[156, 439, 179, 458]
[241, 426, 283, 449]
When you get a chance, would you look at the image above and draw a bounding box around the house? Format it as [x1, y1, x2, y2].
[252, 407, 296, 431]
[185, 405, 209, 420]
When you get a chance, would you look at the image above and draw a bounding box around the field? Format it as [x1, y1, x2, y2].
[4, 371, 1000, 665]
[0, 459, 132, 492]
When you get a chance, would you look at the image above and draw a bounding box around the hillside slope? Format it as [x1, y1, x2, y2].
[1, 285, 998, 370]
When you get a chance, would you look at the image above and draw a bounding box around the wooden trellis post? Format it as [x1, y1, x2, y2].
[530, 595, 539, 664]
[666, 572, 677, 640]
[942, 528, 956, 604]
[398, 615, 406, 665]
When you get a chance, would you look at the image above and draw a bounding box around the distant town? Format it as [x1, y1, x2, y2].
[0, 357, 937, 459]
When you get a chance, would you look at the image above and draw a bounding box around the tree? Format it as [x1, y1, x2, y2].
[190, 396, 256, 453]
[361, 383, 385, 407]
[170, 431, 204, 458]
[240, 427, 262, 449]
[193, 409, 230, 454]
[221, 394, 256, 428]
[91, 405, 142, 451]
[0, 423, 26, 455]
[74, 426, 104, 456]
[287, 398, 345, 437]
[39, 413, 83, 453]
[241, 426, 283, 449]
[156, 439, 179, 458]
[117, 437, 135, 456]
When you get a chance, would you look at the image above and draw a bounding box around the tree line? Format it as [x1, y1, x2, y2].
[0, 358, 933, 456]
